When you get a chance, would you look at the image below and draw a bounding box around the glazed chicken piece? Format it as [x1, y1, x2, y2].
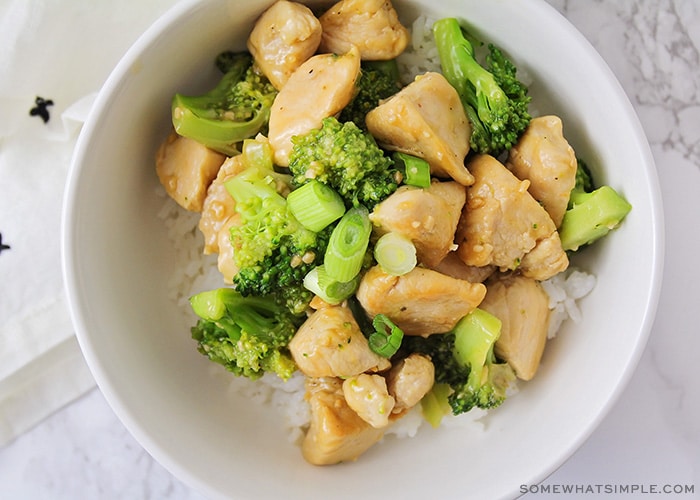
[356, 265, 486, 336]
[267, 47, 361, 166]
[506, 115, 577, 227]
[342, 374, 395, 429]
[479, 274, 551, 381]
[215, 213, 241, 284]
[198, 155, 246, 254]
[431, 251, 495, 283]
[386, 353, 434, 414]
[318, 0, 409, 60]
[247, 0, 322, 90]
[369, 181, 466, 267]
[155, 131, 226, 212]
[365, 72, 473, 186]
[455, 154, 568, 281]
[289, 305, 391, 378]
[302, 377, 386, 465]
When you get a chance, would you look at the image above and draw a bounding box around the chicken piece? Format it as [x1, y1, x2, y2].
[366, 72, 473, 185]
[198, 155, 246, 254]
[215, 213, 242, 284]
[356, 265, 486, 336]
[455, 154, 568, 281]
[155, 131, 226, 212]
[386, 353, 434, 413]
[479, 274, 551, 381]
[506, 115, 577, 227]
[342, 374, 395, 429]
[369, 181, 466, 267]
[247, 0, 322, 90]
[318, 0, 409, 60]
[267, 47, 361, 166]
[432, 251, 495, 283]
[289, 305, 391, 378]
[302, 377, 386, 465]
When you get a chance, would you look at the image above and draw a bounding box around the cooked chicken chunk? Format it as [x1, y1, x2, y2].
[247, 0, 322, 90]
[356, 265, 486, 335]
[215, 213, 241, 284]
[342, 374, 395, 429]
[267, 47, 361, 166]
[366, 72, 473, 185]
[455, 154, 568, 281]
[289, 305, 391, 378]
[432, 251, 495, 283]
[155, 131, 226, 211]
[198, 155, 246, 254]
[479, 274, 551, 381]
[506, 115, 577, 227]
[369, 181, 466, 267]
[386, 353, 434, 413]
[303, 377, 386, 465]
[318, 0, 409, 60]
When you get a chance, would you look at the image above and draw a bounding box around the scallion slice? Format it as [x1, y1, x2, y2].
[374, 232, 417, 275]
[287, 180, 346, 232]
[324, 205, 371, 282]
[393, 152, 431, 188]
[369, 314, 404, 358]
[303, 265, 359, 305]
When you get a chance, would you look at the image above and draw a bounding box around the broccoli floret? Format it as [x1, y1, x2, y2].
[404, 308, 515, 416]
[224, 142, 328, 314]
[339, 60, 401, 129]
[189, 288, 298, 380]
[433, 18, 531, 157]
[171, 51, 277, 156]
[288, 117, 399, 210]
[559, 159, 632, 251]
[233, 227, 333, 315]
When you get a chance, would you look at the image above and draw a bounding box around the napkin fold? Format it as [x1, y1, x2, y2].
[0, 0, 176, 446]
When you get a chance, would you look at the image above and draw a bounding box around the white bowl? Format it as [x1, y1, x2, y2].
[62, 0, 664, 498]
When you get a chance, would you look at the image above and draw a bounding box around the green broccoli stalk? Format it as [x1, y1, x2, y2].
[433, 18, 531, 157]
[224, 139, 329, 315]
[450, 309, 516, 413]
[404, 308, 515, 416]
[559, 159, 632, 251]
[339, 59, 402, 129]
[171, 52, 277, 156]
[288, 117, 399, 210]
[189, 288, 298, 380]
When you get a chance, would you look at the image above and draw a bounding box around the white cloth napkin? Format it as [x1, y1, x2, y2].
[0, 0, 177, 446]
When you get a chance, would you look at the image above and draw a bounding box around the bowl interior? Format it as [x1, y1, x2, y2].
[62, 0, 663, 498]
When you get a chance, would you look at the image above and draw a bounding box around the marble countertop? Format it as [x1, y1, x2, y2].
[1, 0, 698, 498]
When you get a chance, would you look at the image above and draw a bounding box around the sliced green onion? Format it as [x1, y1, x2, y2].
[324, 205, 371, 282]
[374, 232, 417, 275]
[287, 180, 346, 232]
[303, 265, 359, 305]
[369, 314, 404, 358]
[393, 152, 431, 188]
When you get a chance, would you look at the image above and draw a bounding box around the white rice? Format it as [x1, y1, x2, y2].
[396, 15, 443, 84]
[541, 268, 597, 339]
[157, 14, 597, 444]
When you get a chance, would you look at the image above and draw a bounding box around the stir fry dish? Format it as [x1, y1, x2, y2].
[154, 0, 632, 465]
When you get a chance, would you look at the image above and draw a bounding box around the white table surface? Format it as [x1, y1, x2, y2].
[1, 0, 698, 498]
